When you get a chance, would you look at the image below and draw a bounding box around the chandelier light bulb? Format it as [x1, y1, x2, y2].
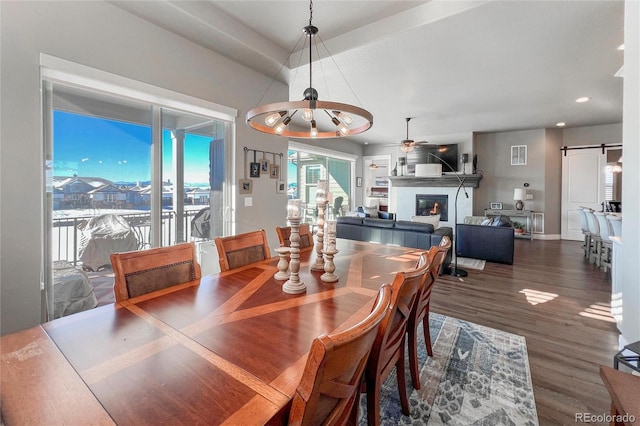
[274, 116, 292, 135]
[265, 111, 286, 127]
[334, 111, 353, 125]
[337, 122, 349, 135]
[302, 108, 314, 122]
[310, 120, 318, 138]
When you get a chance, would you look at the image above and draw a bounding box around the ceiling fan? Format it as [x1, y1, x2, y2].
[399, 117, 429, 153]
[368, 160, 387, 170]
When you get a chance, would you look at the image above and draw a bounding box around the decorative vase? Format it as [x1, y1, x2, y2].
[391, 163, 397, 176]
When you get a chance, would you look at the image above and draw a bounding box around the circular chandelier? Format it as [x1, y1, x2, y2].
[246, 0, 373, 139]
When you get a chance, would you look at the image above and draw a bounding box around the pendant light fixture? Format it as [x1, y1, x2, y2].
[246, 0, 373, 139]
[400, 117, 416, 153]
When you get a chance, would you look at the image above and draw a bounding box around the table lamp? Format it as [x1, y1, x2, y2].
[514, 188, 526, 210]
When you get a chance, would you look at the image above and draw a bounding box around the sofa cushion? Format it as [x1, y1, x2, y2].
[363, 218, 395, 228]
[336, 216, 364, 226]
[410, 214, 440, 229]
[394, 220, 434, 233]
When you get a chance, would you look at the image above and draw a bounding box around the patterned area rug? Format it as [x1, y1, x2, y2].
[358, 313, 538, 425]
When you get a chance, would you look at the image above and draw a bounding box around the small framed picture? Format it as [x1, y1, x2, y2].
[270, 164, 279, 179]
[276, 180, 286, 193]
[356, 177, 363, 187]
[490, 202, 503, 210]
[260, 159, 270, 173]
[239, 179, 253, 194]
[250, 162, 260, 178]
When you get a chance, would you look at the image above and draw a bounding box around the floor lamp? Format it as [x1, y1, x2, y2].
[428, 153, 469, 278]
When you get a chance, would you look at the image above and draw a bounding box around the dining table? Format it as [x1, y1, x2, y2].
[0, 239, 425, 425]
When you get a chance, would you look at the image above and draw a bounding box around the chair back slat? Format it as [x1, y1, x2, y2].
[110, 242, 201, 302]
[289, 285, 392, 425]
[214, 229, 271, 272]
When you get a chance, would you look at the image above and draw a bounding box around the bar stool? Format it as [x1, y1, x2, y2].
[583, 208, 601, 266]
[594, 212, 612, 272]
[577, 208, 591, 258]
[607, 215, 622, 237]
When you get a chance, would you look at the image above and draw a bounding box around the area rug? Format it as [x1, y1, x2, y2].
[358, 313, 538, 425]
[452, 257, 486, 271]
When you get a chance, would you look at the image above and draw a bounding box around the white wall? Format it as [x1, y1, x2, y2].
[619, 0, 640, 345]
[0, 1, 289, 334]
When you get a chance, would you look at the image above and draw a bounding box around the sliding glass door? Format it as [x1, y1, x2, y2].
[43, 81, 231, 319]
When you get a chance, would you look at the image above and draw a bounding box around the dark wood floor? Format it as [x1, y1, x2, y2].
[431, 239, 619, 425]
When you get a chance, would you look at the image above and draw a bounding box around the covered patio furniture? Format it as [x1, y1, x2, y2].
[78, 214, 138, 271]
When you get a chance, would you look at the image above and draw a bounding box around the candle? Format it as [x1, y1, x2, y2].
[288, 199, 301, 218]
[316, 180, 328, 203]
[325, 220, 337, 251]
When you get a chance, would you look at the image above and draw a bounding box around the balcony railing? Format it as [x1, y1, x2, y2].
[52, 209, 206, 267]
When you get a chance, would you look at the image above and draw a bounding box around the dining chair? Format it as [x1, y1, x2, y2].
[214, 229, 271, 272]
[288, 285, 392, 426]
[363, 251, 430, 426]
[275, 223, 314, 252]
[110, 242, 202, 302]
[408, 236, 451, 389]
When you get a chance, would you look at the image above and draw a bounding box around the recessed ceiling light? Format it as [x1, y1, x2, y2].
[556, 122, 566, 127]
[617, 44, 625, 51]
[575, 97, 591, 103]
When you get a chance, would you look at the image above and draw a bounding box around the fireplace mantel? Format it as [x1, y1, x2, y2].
[389, 174, 482, 188]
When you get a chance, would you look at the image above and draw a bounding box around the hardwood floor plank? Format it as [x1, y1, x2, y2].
[430, 239, 619, 425]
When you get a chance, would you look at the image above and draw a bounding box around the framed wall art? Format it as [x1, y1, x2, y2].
[270, 164, 279, 179]
[490, 202, 503, 210]
[239, 179, 252, 194]
[276, 180, 286, 193]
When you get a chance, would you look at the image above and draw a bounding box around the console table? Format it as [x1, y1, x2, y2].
[485, 209, 534, 241]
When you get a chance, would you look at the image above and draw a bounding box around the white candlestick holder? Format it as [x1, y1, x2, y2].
[274, 247, 290, 280]
[311, 200, 327, 271]
[321, 248, 339, 283]
[282, 216, 307, 294]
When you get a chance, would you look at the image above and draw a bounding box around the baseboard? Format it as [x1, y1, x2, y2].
[532, 234, 561, 240]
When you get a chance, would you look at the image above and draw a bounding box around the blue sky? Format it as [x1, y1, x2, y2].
[54, 111, 212, 185]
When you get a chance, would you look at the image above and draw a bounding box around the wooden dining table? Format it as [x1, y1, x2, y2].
[1, 239, 424, 425]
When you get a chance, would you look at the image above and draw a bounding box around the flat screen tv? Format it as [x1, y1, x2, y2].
[405, 144, 459, 174]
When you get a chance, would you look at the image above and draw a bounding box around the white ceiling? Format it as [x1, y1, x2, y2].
[109, 0, 625, 146]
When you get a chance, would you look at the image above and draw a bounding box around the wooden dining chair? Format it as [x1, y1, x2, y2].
[288, 285, 392, 426]
[110, 242, 202, 302]
[275, 223, 314, 252]
[408, 236, 451, 389]
[363, 252, 430, 426]
[214, 229, 271, 272]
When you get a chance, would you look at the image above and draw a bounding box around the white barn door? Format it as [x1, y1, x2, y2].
[561, 149, 605, 240]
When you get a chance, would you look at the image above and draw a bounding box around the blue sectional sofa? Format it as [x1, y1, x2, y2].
[455, 223, 514, 264]
[336, 216, 453, 266]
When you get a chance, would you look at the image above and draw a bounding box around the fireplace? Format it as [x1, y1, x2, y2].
[415, 195, 448, 221]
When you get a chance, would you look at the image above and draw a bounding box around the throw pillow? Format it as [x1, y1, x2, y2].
[410, 215, 440, 229]
[481, 219, 492, 226]
[362, 206, 379, 217]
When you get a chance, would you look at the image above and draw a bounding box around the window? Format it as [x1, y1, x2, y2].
[41, 56, 235, 319]
[511, 145, 527, 166]
[288, 143, 356, 220]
